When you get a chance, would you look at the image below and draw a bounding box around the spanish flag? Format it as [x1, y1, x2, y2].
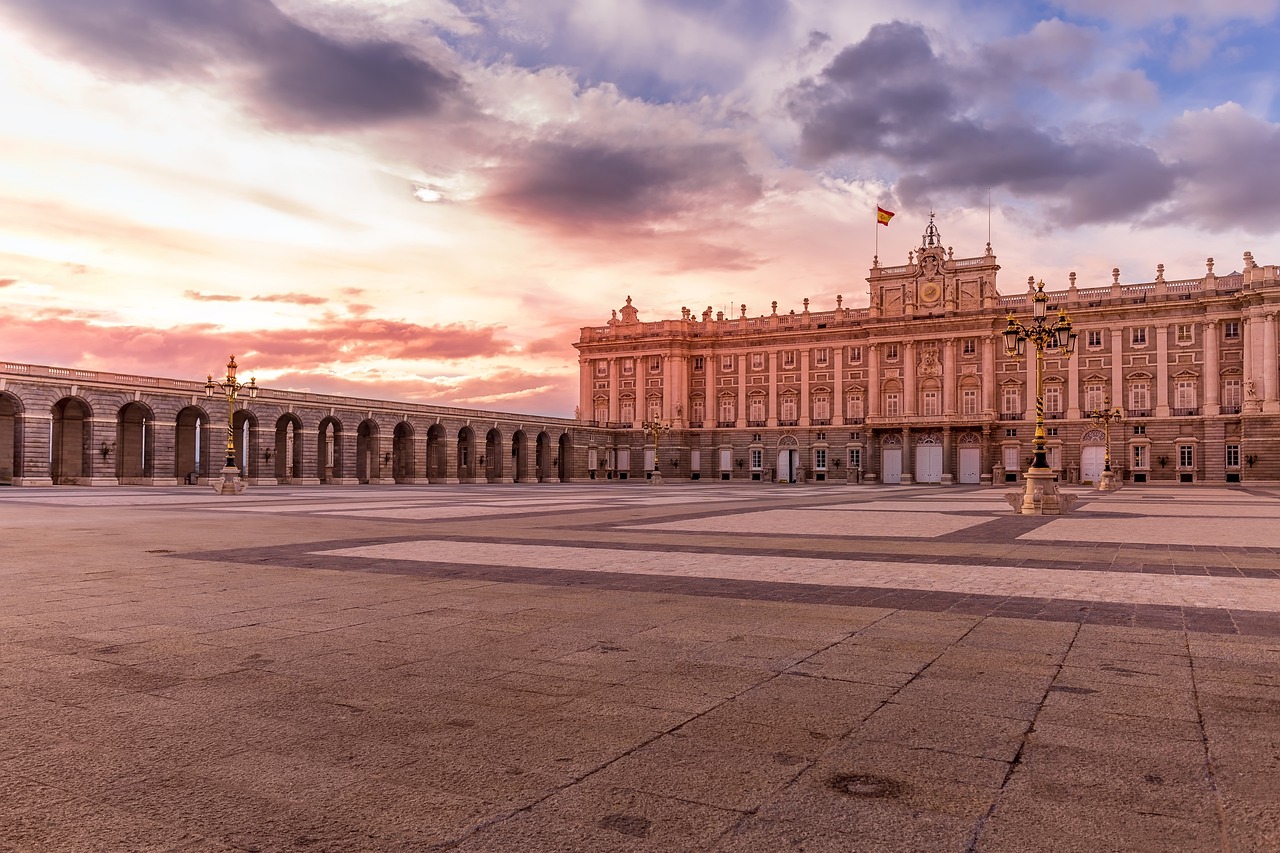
[876, 206, 895, 226]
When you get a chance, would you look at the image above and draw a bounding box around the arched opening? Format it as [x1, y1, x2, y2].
[393, 421, 415, 484]
[175, 406, 211, 484]
[535, 432, 550, 482]
[51, 397, 93, 485]
[274, 414, 303, 484]
[457, 426, 475, 483]
[511, 430, 528, 483]
[558, 433, 572, 482]
[356, 419, 380, 484]
[231, 409, 258, 479]
[116, 402, 155, 483]
[485, 428, 503, 483]
[0, 392, 23, 485]
[318, 417, 343, 483]
[776, 435, 800, 483]
[427, 423, 447, 483]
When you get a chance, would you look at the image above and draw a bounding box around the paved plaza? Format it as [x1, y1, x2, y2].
[2, 482, 1278, 851]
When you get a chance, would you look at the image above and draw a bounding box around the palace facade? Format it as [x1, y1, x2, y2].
[574, 217, 1280, 486]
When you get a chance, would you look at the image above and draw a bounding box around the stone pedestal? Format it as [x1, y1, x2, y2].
[212, 465, 247, 495]
[649, 472, 664, 485]
[1097, 469, 1121, 492]
[1006, 467, 1078, 515]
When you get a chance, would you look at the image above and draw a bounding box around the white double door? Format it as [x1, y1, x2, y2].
[958, 447, 981, 484]
[915, 445, 943, 484]
[1081, 446, 1105, 484]
[882, 448, 902, 484]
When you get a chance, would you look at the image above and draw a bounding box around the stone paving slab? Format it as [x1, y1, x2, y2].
[0, 483, 1278, 851]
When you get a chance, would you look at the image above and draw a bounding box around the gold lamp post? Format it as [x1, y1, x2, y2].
[1002, 281, 1079, 514]
[641, 419, 670, 484]
[1089, 395, 1124, 491]
[205, 355, 257, 495]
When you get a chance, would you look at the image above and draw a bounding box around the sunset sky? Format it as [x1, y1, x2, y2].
[2, 1, 1278, 416]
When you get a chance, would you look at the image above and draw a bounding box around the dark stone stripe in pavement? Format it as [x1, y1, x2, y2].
[181, 543, 1280, 639]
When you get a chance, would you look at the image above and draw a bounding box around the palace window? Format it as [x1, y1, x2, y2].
[1130, 327, 1147, 346]
[1175, 380, 1197, 411]
[848, 447, 862, 470]
[814, 448, 827, 471]
[719, 397, 735, 424]
[1226, 444, 1240, 468]
[885, 343, 899, 361]
[690, 400, 704, 425]
[1087, 330, 1103, 349]
[646, 398, 662, 420]
[751, 352, 764, 370]
[962, 338, 976, 356]
[721, 354, 734, 372]
[620, 399, 635, 422]
[1177, 324, 1194, 344]
[1002, 386, 1021, 416]
[692, 356, 704, 371]
[884, 392, 901, 417]
[1044, 385, 1062, 414]
[593, 401, 607, 422]
[846, 394, 864, 420]
[814, 348, 829, 367]
[1223, 378, 1242, 411]
[748, 396, 766, 423]
[1133, 425, 1146, 435]
[848, 346, 862, 363]
[1223, 321, 1241, 340]
[595, 360, 608, 377]
[1129, 382, 1149, 412]
[621, 359, 634, 375]
[649, 355, 661, 373]
[780, 396, 798, 423]
[1179, 444, 1195, 468]
[750, 448, 763, 470]
[813, 394, 831, 421]
[962, 388, 978, 416]
[1084, 384, 1105, 412]
[922, 390, 940, 417]
[781, 351, 796, 369]
[1133, 444, 1148, 469]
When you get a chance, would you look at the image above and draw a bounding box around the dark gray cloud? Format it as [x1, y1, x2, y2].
[788, 21, 1177, 227]
[483, 139, 763, 231]
[1, 0, 462, 130]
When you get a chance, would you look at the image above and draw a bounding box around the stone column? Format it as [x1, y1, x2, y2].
[704, 351, 717, 428]
[941, 426, 953, 485]
[607, 358, 619, 424]
[833, 345, 845, 425]
[903, 341, 917, 416]
[1067, 335, 1081, 418]
[1259, 311, 1269, 409]
[1243, 316, 1261, 413]
[767, 351, 778, 427]
[1111, 328, 1124, 407]
[900, 426, 913, 485]
[1203, 320, 1220, 414]
[737, 352, 748, 427]
[867, 344, 881, 418]
[799, 349, 811, 425]
[982, 337, 996, 415]
[579, 359, 591, 422]
[1156, 324, 1170, 417]
[942, 339, 956, 416]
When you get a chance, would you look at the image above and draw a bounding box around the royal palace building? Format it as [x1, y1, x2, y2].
[574, 217, 1280, 486]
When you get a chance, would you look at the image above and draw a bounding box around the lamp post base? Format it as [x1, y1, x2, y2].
[212, 465, 248, 495]
[1097, 469, 1121, 492]
[649, 471, 664, 485]
[1006, 466, 1077, 515]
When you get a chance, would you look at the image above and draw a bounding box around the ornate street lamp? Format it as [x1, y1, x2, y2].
[1002, 281, 1079, 514]
[1089, 395, 1124, 491]
[641, 419, 670, 483]
[205, 355, 257, 494]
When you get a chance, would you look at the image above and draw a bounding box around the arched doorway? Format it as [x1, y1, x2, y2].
[558, 433, 572, 482]
[511, 430, 528, 483]
[231, 409, 258, 479]
[457, 426, 475, 483]
[275, 414, 303, 484]
[776, 435, 800, 483]
[1080, 428, 1106, 485]
[485, 428, 503, 483]
[957, 432, 982, 484]
[0, 392, 23, 485]
[393, 421, 414, 484]
[175, 406, 211, 484]
[914, 432, 943, 484]
[427, 423, 447, 483]
[881, 433, 903, 484]
[535, 432, 550, 482]
[117, 402, 155, 484]
[318, 416, 343, 483]
[51, 397, 93, 485]
[356, 419, 380, 484]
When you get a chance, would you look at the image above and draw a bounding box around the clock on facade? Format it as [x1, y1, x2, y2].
[920, 281, 941, 304]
